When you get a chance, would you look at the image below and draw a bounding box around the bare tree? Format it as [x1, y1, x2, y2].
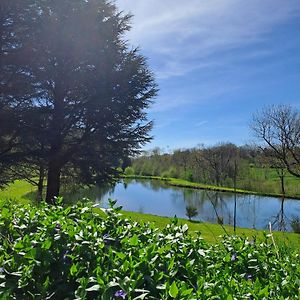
[201, 143, 238, 186]
[251, 105, 300, 178]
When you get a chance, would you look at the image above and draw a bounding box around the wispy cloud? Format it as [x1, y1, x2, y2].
[117, 0, 300, 78]
[194, 120, 208, 127]
[150, 83, 241, 113]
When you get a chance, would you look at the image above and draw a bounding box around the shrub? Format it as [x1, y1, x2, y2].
[124, 166, 135, 176]
[161, 170, 170, 178]
[185, 170, 194, 182]
[0, 200, 299, 299]
[185, 205, 198, 221]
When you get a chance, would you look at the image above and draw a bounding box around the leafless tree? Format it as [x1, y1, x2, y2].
[201, 143, 238, 186]
[251, 105, 300, 178]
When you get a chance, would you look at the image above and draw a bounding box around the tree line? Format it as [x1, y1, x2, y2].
[130, 105, 300, 196]
[0, 0, 157, 203]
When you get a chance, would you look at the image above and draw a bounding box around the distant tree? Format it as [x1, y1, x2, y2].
[262, 148, 287, 195]
[0, 0, 157, 203]
[185, 205, 198, 221]
[200, 143, 239, 186]
[251, 105, 300, 178]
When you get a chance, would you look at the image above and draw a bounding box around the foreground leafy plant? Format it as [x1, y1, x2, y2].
[0, 199, 299, 299]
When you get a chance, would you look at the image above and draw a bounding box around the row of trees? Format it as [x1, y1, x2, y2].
[0, 1, 157, 203]
[131, 143, 253, 187]
[131, 105, 300, 195]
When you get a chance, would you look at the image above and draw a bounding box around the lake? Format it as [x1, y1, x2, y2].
[70, 179, 300, 232]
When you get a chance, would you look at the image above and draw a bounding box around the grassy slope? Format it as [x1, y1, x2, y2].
[1, 179, 299, 247]
[120, 210, 300, 248]
[0, 180, 35, 205]
[240, 166, 300, 196]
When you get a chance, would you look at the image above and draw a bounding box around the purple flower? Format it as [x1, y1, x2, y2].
[231, 252, 237, 262]
[245, 274, 253, 281]
[0, 267, 4, 273]
[114, 290, 127, 299]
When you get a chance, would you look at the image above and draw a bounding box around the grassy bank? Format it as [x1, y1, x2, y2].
[0, 180, 36, 205]
[124, 174, 300, 200]
[120, 210, 300, 248]
[1, 179, 299, 247]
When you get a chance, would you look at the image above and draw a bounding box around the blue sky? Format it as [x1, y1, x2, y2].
[116, 0, 300, 151]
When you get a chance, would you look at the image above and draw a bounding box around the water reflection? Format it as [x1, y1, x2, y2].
[68, 179, 300, 232]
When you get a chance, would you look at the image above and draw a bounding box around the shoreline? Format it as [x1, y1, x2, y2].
[122, 175, 300, 200]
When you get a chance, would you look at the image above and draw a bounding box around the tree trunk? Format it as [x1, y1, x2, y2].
[36, 164, 45, 202]
[46, 161, 61, 204]
[233, 160, 237, 233]
[280, 169, 285, 196]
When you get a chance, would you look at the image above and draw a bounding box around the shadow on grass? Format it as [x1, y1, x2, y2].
[22, 190, 38, 202]
[187, 219, 202, 224]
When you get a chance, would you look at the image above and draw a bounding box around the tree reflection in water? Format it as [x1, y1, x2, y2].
[271, 197, 287, 231]
[62, 179, 300, 232]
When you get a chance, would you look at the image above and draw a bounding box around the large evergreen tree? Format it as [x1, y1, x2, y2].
[0, 0, 157, 202]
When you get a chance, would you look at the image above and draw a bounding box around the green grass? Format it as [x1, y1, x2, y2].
[238, 166, 300, 196]
[120, 210, 300, 248]
[0, 180, 36, 205]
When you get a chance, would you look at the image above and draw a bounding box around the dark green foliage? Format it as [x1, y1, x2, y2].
[0, 0, 157, 202]
[0, 200, 299, 299]
[185, 205, 198, 221]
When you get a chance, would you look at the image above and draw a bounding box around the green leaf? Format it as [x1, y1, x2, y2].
[129, 235, 139, 246]
[42, 239, 52, 250]
[70, 264, 78, 276]
[181, 288, 193, 296]
[169, 281, 178, 298]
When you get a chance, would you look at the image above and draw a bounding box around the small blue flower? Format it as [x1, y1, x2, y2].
[114, 290, 127, 299]
[0, 267, 4, 273]
[231, 252, 237, 262]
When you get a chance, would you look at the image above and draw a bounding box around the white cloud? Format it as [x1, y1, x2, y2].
[195, 120, 208, 127]
[116, 0, 300, 78]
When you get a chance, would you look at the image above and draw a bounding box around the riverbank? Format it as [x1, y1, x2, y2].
[118, 210, 300, 248]
[1, 179, 299, 247]
[123, 175, 300, 200]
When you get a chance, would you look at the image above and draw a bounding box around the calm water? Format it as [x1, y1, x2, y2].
[72, 179, 300, 231]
